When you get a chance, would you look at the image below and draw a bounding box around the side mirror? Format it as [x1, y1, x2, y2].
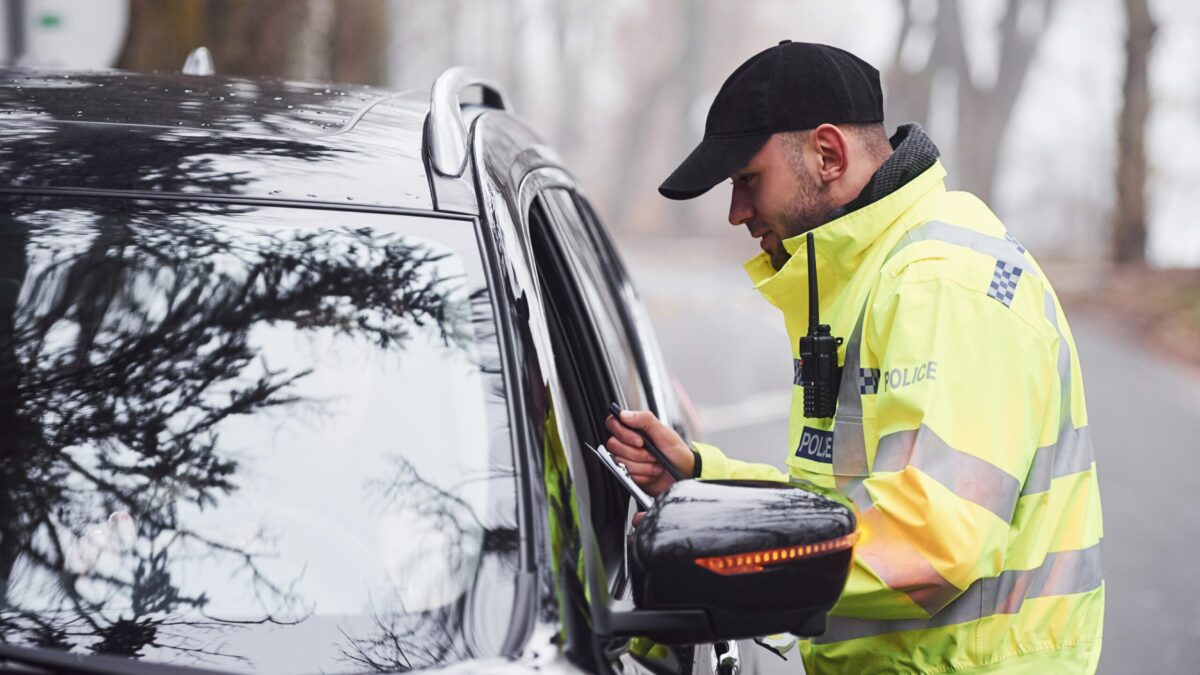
[626, 479, 856, 644]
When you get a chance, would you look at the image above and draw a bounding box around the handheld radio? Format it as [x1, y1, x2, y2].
[798, 232, 843, 419]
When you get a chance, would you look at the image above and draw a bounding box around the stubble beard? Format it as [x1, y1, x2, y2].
[770, 166, 834, 270]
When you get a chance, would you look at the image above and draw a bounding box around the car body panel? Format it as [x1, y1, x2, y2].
[472, 111, 733, 674]
[0, 70, 434, 210]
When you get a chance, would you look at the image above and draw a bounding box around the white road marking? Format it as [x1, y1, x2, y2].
[695, 388, 793, 433]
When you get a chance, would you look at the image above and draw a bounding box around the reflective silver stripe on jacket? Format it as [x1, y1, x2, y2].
[814, 543, 1103, 644]
[1045, 289, 1072, 430]
[874, 425, 1021, 521]
[1022, 426, 1095, 496]
[886, 220, 1038, 277]
[1021, 290, 1096, 495]
[831, 304, 870, 508]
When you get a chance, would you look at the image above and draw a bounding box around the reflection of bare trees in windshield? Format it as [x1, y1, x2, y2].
[340, 596, 466, 672]
[0, 207, 468, 662]
[339, 456, 518, 672]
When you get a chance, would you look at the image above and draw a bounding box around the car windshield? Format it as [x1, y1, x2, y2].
[0, 197, 517, 673]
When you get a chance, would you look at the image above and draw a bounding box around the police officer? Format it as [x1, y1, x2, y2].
[605, 42, 1104, 674]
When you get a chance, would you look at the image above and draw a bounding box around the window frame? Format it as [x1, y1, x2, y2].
[526, 193, 638, 597]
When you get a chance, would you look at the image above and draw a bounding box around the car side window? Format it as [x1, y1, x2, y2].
[572, 194, 693, 443]
[528, 193, 642, 595]
[538, 189, 650, 412]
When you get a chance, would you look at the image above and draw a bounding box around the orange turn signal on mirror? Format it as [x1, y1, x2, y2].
[693, 531, 859, 576]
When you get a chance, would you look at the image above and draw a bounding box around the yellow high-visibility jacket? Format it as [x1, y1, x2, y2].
[693, 161, 1104, 673]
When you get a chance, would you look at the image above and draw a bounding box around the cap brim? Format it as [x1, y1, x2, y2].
[658, 133, 772, 200]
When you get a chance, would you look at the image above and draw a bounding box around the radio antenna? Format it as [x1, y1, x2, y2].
[807, 232, 819, 333]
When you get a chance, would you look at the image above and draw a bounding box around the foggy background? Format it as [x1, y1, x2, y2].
[5, 0, 1194, 364]
[5, 0, 1199, 268]
[3, 1, 1198, 673]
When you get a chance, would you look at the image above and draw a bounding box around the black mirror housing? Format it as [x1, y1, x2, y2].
[631, 479, 856, 643]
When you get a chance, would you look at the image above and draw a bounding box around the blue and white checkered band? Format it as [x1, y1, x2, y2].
[1004, 232, 1026, 253]
[988, 260, 1023, 307]
[858, 367, 881, 395]
[794, 358, 803, 386]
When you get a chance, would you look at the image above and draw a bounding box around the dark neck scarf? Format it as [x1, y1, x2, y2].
[825, 123, 941, 222]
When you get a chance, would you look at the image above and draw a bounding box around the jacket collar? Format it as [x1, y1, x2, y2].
[744, 159, 947, 312]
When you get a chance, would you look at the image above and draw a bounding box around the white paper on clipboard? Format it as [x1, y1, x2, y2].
[589, 444, 654, 510]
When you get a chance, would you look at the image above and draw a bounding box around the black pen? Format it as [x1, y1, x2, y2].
[608, 402, 686, 481]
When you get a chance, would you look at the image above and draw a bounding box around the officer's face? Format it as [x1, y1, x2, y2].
[728, 134, 835, 271]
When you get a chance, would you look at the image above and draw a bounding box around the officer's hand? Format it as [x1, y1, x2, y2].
[605, 409, 694, 497]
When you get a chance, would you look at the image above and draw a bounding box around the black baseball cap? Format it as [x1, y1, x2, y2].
[659, 41, 884, 200]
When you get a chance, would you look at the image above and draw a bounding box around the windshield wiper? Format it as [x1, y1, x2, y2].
[0, 643, 233, 675]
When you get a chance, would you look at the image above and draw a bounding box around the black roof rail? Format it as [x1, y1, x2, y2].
[427, 67, 510, 177]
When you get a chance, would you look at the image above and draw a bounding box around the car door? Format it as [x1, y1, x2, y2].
[470, 110, 756, 673]
[528, 184, 772, 675]
[524, 187, 668, 673]
[525, 180, 769, 674]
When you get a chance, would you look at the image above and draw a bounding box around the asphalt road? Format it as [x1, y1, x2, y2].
[618, 235, 1200, 675]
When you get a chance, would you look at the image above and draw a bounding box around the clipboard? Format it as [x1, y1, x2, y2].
[589, 443, 654, 510]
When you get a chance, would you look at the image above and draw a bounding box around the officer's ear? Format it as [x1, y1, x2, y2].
[810, 123, 849, 184]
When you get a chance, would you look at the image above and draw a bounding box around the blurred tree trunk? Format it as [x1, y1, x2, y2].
[608, 0, 706, 231]
[884, 0, 936, 136]
[671, 0, 708, 233]
[293, 0, 335, 82]
[886, 0, 1057, 204]
[1113, 0, 1156, 266]
[117, 0, 386, 85]
[553, 0, 599, 160]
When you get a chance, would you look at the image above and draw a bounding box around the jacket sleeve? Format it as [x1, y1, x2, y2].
[830, 264, 1055, 620]
[692, 441, 788, 482]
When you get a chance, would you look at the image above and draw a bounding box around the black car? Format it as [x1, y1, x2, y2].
[0, 65, 855, 674]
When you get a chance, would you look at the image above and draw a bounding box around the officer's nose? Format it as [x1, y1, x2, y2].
[728, 185, 754, 227]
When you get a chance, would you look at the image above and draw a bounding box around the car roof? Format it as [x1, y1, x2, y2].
[0, 69, 438, 211]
